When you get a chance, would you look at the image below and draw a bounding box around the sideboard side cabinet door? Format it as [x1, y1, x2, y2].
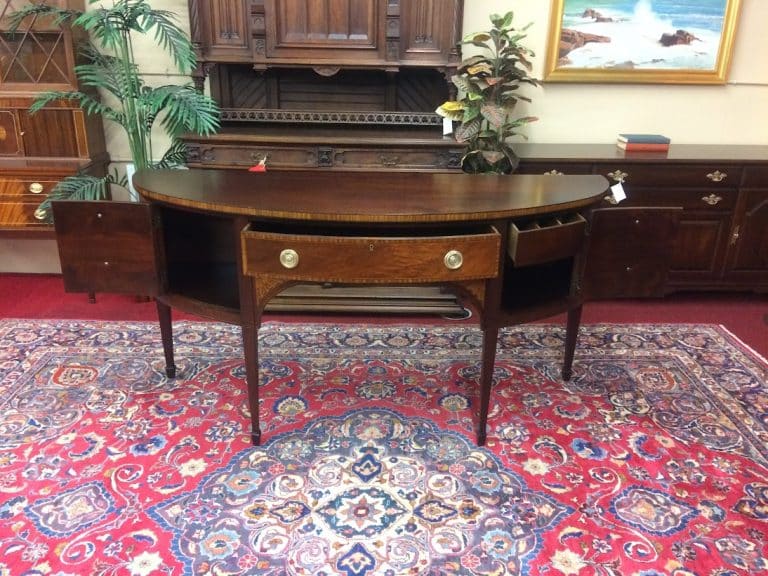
[52, 200, 160, 296]
[722, 181, 768, 288]
[582, 206, 681, 299]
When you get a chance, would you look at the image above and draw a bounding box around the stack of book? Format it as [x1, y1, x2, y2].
[616, 133, 670, 152]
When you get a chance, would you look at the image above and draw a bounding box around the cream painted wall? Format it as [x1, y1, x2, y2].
[462, 0, 768, 144]
[2, 0, 767, 273]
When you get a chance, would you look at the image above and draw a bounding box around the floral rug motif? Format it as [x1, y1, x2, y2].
[0, 319, 767, 576]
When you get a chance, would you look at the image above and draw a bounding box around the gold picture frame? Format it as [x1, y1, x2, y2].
[544, 0, 742, 84]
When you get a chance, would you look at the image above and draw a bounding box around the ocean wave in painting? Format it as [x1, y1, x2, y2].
[559, 0, 728, 70]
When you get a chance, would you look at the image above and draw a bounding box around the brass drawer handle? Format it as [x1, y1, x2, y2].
[29, 182, 44, 194]
[543, 169, 564, 176]
[706, 170, 727, 182]
[279, 249, 299, 269]
[701, 193, 722, 206]
[443, 250, 463, 270]
[607, 170, 628, 183]
[33, 207, 47, 220]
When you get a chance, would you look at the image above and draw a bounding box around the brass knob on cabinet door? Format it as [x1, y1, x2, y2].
[279, 249, 299, 269]
[29, 182, 44, 194]
[444, 250, 463, 270]
[33, 207, 47, 220]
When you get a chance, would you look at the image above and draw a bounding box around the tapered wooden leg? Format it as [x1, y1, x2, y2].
[562, 304, 583, 381]
[156, 300, 176, 378]
[242, 323, 262, 446]
[477, 325, 499, 446]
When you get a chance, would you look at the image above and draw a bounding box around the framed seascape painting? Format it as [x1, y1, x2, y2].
[544, 0, 742, 83]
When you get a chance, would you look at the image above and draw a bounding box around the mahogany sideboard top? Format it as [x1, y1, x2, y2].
[132, 169, 609, 222]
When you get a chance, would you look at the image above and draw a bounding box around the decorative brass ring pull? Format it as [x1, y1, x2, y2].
[443, 250, 463, 270]
[701, 193, 722, 206]
[279, 249, 299, 269]
[33, 208, 47, 220]
[706, 170, 727, 182]
[607, 170, 628, 183]
[29, 182, 44, 194]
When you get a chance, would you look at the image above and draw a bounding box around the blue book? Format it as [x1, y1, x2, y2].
[617, 133, 671, 144]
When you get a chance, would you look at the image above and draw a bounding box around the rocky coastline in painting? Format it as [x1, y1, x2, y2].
[557, 0, 725, 70]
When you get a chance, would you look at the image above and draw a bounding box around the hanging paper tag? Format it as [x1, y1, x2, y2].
[443, 117, 453, 136]
[610, 182, 626, 203]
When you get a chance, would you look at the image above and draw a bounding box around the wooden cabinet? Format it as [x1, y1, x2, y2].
[596, 161, 740, 290]
[581, 207, 681, 299]
[191, 0, 462, 69]
[515, 144, 768, 296]
[52, 200, 161, 295]
[261, 0, 385, 65]
[0, 0, 108, 234]
[185, 0, 463, 173]
[723, 166, 768, 286]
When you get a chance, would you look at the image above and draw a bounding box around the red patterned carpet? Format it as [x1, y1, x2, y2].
[0, 319, 766, 575]
[1, 273, 766, 359]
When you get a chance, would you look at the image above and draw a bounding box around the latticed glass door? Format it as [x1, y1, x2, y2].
[0, 0, 76, 89]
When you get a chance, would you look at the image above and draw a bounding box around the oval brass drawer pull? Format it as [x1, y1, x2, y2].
[29, 182, 44, 194]
[443, 250, 463, 270]
[706, 170, 727, 182]
[701, 193, 722, 205]
[279, 248, 299, 269]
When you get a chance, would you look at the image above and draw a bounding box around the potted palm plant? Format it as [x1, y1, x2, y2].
[436, 11, 539, 174]
[8, 0, 220, 219]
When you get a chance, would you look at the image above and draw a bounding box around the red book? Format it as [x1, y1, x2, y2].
[617, 141, 670, 152]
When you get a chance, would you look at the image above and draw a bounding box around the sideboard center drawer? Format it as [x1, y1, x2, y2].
[242, 226, 501, 283]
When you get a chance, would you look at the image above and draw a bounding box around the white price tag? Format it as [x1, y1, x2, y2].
[610, 182, 626, 204]
[443, 117, 453, 136]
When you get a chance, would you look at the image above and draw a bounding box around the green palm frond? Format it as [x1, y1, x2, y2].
[28, 91, 119, 121]
[5, 4, 81, 32]
[155, 140, 190, 168]
[34, 174, 118, 223]
[137, 8, 197, 71]
[9, 0, 221, 220]
[148, 85, 221, 137]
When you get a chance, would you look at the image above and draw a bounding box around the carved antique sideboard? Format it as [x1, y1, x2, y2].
[182, 0, 464, 172]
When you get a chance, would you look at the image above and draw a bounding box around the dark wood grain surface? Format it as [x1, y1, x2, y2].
[133, 169, 609, 223]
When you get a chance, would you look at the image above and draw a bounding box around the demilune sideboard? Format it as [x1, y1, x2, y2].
[50, 169, 609, 445]
[185, 142, 768, 298]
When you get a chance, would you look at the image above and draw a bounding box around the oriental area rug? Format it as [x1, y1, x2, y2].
[0, 319, 767, 576]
